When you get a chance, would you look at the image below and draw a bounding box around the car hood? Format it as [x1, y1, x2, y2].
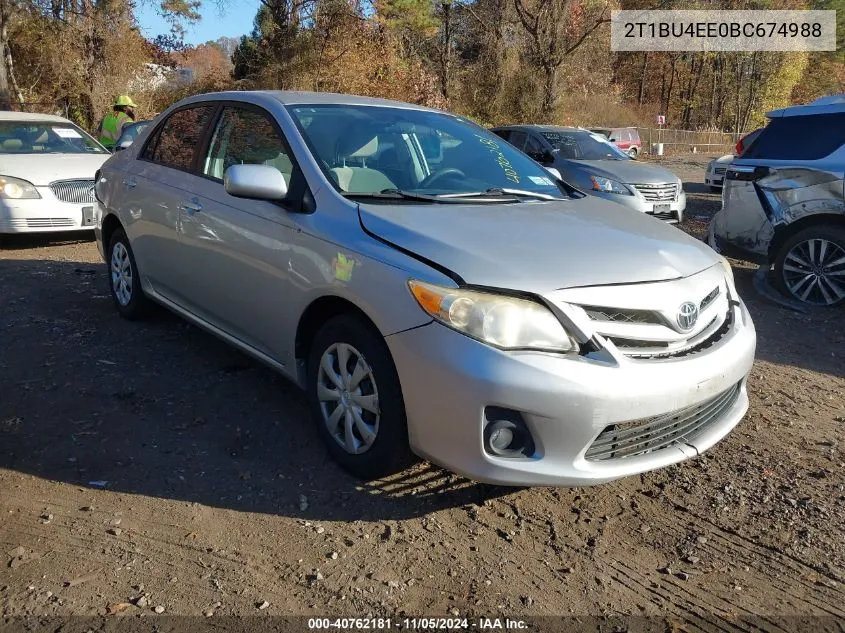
[1, 153, 110, 185]
[571, 159, 680, 185]
[358, 197, 720, 293]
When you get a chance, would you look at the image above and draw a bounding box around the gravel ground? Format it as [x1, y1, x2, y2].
[1, 155, 843, 629]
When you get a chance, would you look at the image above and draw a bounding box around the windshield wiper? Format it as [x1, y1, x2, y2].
[343, 189, 447, 203]
[438, 188, 561, 201]
[343, 189, 517, 204]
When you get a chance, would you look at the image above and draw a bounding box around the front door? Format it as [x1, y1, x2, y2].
[177, 104, 303, 363]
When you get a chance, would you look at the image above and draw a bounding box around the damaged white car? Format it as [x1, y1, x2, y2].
[709, 95, 845, 306]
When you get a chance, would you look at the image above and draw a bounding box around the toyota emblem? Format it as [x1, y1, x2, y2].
[676, 301, 699, 331]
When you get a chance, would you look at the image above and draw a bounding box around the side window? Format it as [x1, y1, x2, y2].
[509, 131, 527, 150]
[743, 113, 845, 161]
[493, 129, 511, 142]
[203, 107, 294, 187]
[523, 135, 546, 160]
[621, 130, 632, 141]
[148, 106, 213, 171]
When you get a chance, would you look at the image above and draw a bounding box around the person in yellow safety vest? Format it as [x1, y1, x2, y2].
[98, 95, 137, 150]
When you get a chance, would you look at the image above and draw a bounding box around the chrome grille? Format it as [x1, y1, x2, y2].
[585, 382, 742, 461]
[609, 311, 731, 359]
[582, 306, 660, 325]
[50, 179, 95, 204]
[699, 286, 720, 312]
[632, 182, 678, 202]
[26, 218, 75, 228]
[714, 166, 727, 175]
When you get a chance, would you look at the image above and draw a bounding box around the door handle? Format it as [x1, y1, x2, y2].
[122, 179, 136, 189]
[179, 199, 203, 215]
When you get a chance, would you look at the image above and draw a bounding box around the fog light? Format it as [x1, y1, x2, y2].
[483, 408, 535, 458]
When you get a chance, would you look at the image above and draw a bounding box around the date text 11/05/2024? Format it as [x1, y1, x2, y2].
[308, 618, 529, 630]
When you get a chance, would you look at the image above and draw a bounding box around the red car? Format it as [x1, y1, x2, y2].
[589, 127, 642, 158]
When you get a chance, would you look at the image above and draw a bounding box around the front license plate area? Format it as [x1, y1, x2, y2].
[81, 206, 95, 226]
[653, 203, 671, 213]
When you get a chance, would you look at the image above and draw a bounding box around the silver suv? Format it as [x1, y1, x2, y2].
[709, 95, 845, 306]
[94, 91, 756, 486]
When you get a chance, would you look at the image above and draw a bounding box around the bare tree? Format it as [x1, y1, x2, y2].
[511, 0, 609, 120]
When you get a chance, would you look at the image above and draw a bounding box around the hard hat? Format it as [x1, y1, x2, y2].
[115, 95, 137, 107]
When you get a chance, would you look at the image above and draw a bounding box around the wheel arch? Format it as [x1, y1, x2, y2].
[100, 213, 124, 255]
[768, 213, 845, 261]
[295, 295, 384, 375]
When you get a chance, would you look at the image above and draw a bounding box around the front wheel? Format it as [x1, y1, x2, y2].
[307, 314, 415, 479]
[107, 227, 150, 319]
[774, 226, 845, 306]
[627, 147, 638, 158]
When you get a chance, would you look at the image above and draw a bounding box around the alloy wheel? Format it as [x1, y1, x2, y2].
[111, 242, 133, 306]
[782, 238, 845, 306]
[316, 343, 380, 454]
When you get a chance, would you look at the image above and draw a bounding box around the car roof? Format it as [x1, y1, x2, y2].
[178, 90, 443, 112]
[0, 111, 76, 124]
[767, 93, 845, 118]
[491, 124, 586, 133]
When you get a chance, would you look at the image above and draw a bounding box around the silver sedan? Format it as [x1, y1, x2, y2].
[94, 91, 756, 486]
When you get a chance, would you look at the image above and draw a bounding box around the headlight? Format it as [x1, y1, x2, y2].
[589, 175, 631, 195]
[0, 176, 40, 199]
[408, 280, 578, 353]
[718, 256, 738, 298]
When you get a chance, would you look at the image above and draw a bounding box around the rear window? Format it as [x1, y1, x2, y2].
[742, 113, 845, 161]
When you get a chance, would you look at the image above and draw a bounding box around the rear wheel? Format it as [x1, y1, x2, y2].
[628, 147, 638, 158]
[774, 226, 845, 306]
[307, 314, 414, 479]
[107, 227, 150, 319]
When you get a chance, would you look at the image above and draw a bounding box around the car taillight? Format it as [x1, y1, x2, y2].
[735, 140, 743, 155]
[726, 165, 769, 182]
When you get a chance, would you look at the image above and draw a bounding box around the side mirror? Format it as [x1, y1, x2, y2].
[224, 164, 288, 200]
[114, 140, 132, 152]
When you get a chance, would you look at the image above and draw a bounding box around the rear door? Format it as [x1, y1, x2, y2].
[118, 104, 215, 300]
[722, 112, 845, 248]
[615, 129, 632, 150]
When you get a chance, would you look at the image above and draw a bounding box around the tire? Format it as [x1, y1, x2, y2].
[107, 227, 150, 319]
[774, 226, 845, 307]
[628, 147, 638, 158]
[307, 314, 414, 479]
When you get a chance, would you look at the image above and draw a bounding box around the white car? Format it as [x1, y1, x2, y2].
[0, 112, 110, 234]
[705, 154, 733, 191]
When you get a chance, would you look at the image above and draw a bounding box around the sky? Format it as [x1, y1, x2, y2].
[135, 0, 262, 46]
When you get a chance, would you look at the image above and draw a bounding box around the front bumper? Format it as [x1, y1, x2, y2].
[591, 188, 686, 223]
[0, 188, 96, 234]
[387, 300, 755, 487]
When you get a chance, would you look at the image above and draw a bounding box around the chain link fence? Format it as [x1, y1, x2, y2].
[635, 127, 744, 156]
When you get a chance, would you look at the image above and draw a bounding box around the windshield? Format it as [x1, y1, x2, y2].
[541, 130, 630, 161]
[0, 121, 107, 154]
[287, 104, 565, 199]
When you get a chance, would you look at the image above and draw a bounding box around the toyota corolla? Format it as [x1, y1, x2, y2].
[93, 91, 756, 486]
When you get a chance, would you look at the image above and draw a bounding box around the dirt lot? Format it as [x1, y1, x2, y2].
[1, 155, 843, 629]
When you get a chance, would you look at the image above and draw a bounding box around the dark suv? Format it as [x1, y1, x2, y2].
[708, 95, 845, 306]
